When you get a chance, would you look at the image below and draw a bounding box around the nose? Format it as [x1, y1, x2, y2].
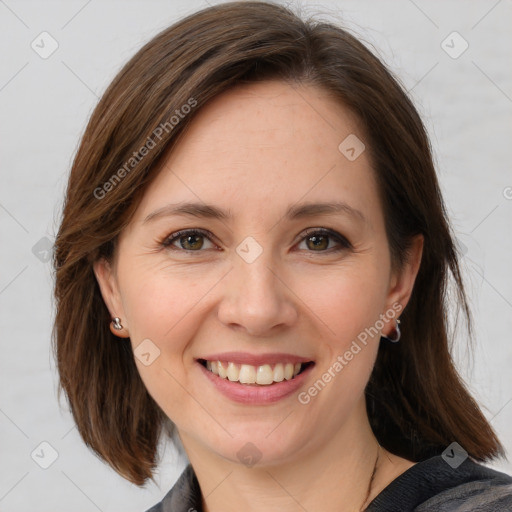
[217, 251, 298, 337]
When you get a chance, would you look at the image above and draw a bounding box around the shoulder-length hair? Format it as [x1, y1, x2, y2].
[52, 0, 505, 485]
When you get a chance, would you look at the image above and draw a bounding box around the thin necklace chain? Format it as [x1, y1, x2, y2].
[359, 443, 381, 511]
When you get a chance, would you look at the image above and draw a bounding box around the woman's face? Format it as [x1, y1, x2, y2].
[95, 80, 422, 468]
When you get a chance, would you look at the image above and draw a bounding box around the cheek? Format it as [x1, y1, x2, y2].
[299, 263, 387, 343]
[295, 269, 385, 409]
[295, 263, 387, 400]
[118, 259, 222, 344]
[116, 262, 222, 419]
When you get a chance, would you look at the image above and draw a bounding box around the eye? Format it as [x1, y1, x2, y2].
[161, 227, 351, 253]
[297, 228, 352, 253]
[162, 229, 217, 251]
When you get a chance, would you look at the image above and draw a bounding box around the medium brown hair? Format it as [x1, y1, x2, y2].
[52, 0, 506, 486]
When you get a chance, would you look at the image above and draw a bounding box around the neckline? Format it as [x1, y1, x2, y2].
[365, 454, 509, 510]
[162, 455, 511, 512]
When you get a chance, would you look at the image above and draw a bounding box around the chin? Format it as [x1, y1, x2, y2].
[203, 424, 308, 469]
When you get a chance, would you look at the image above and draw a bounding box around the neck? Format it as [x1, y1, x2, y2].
[179, 402, 396, 512]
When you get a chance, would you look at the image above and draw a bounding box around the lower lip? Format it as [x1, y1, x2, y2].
[197, 361, 315, 405]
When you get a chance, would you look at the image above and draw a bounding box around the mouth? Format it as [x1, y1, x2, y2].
[197, 359, 315, 386]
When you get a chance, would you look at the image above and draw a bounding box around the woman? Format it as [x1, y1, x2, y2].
[52, 1, 512, 510]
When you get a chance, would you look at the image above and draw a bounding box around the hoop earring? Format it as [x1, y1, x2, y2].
[382, 318, 401, 343]
[112, 317, 123, 331]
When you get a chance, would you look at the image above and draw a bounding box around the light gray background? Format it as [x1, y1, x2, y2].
[1, 0, 511, 510]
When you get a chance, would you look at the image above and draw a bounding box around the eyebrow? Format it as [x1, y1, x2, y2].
[143, 200, 367, 225]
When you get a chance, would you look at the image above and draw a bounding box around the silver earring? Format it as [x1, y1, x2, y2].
[112, 317, 123, 331]
[382, 318, 401, 343]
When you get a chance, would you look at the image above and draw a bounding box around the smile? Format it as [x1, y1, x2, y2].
[199, 360, 314, 385]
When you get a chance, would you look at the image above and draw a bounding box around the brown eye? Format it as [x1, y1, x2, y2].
[298, 228, 351, 253]
[162, 229, 215, 251]
[179, 233, 204, 250]
[161, 228, 350, 254]
[305, 233, 329, 251]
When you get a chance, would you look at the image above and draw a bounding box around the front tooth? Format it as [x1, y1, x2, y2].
[227, 362, 240, 381]
[293, 363, 302, 376]
[239, 364, 257, 384]
[217, 361, 227, 379]
[284, 363, 294, 380]
[256, 364, 274, 385]
[273, 363, 284, 382]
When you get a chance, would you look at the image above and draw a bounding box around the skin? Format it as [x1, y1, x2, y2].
[94, 80, 424, 511]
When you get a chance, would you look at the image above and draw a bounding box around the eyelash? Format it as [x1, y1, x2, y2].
[161, 227, 352, 254]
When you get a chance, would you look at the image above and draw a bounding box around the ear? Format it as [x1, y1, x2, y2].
[93, 258, 130, 338]
[382, 234, 424, 337]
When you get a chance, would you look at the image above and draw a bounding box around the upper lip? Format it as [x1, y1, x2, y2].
[197, 352, 314, 366]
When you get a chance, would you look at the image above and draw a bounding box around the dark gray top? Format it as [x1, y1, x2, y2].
[146, 455, 512, 511]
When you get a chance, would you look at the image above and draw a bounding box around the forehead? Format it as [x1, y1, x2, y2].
[171, 80, 363, 159]
[134, 80, 381, 229]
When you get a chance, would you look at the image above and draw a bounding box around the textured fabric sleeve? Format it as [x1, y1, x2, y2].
[416, 480, 512, 511]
